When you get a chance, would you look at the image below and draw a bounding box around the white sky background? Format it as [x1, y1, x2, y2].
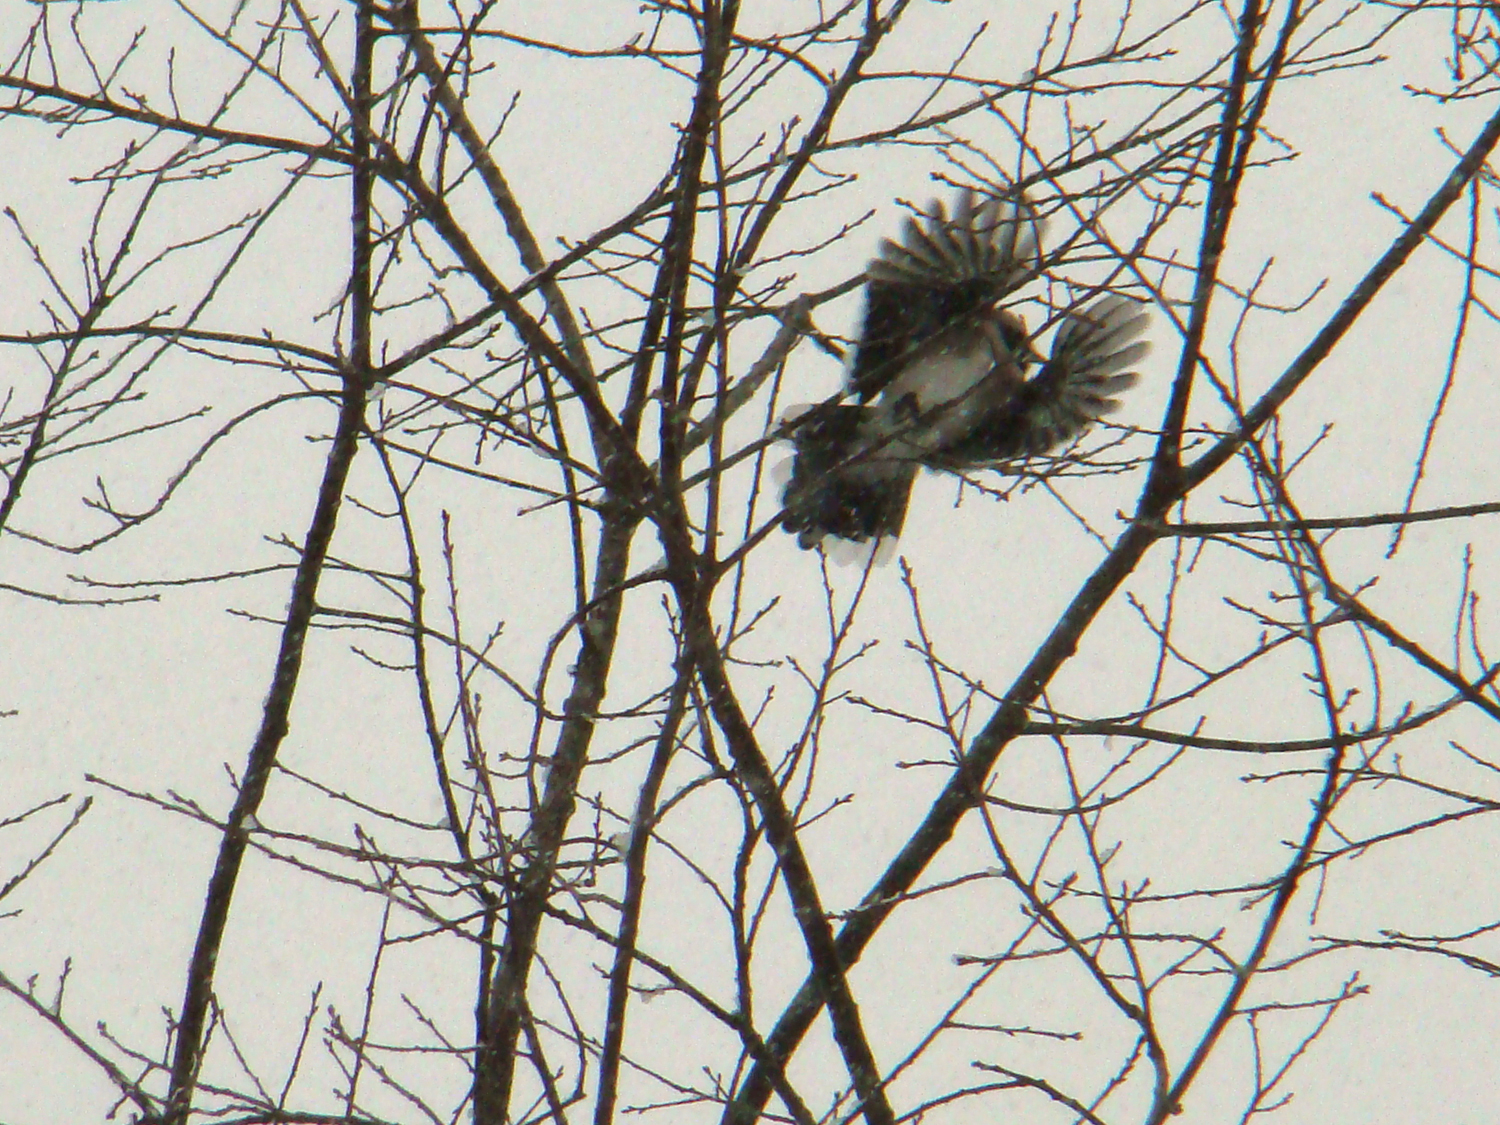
[2, 1, 1500, 1123]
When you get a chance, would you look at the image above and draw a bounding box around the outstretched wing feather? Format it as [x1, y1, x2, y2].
[851, 187, 1043, 402]
[930, 295, 1151, 464]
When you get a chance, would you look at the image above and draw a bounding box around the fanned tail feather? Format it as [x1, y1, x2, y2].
[779, 403, 917, 549]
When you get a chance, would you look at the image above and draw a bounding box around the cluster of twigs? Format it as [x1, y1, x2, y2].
[4, 1, 1500, 1123]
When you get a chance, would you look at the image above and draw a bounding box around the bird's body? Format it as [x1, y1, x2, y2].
[780, 185, 1151, 551]
[880, 326, 1023, 451]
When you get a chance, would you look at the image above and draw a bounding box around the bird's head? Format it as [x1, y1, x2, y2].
[995, 307, 1044, 368]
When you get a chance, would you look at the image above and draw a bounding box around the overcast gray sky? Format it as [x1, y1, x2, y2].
[3, 2, 1500, 1123]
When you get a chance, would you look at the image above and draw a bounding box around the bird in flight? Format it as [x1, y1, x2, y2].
[779, 186, 1151, 551]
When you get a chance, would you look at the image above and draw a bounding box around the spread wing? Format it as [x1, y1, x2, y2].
[850, 188, 1044, 403]
[931, 295, 1151, 466]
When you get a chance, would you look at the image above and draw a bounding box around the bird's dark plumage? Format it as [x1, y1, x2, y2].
[780, 185, 1151, 551]
[849, 189, 1042, 403]
[781, 402, 916, 545]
